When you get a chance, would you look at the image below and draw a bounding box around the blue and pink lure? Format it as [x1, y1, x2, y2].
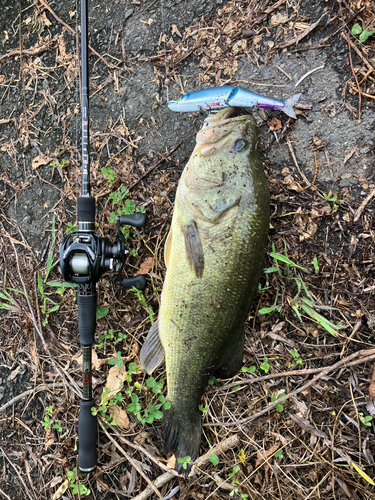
[168, 86, 301, 119]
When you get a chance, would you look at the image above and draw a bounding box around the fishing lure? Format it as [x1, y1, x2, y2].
[168, 86, 301, 119]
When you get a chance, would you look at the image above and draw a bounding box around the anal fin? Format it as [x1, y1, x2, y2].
[214, 328, 244, 379]
[140, 319, 164, 374]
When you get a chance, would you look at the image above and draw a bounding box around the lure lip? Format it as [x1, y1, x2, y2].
[168, 86, 301, 118]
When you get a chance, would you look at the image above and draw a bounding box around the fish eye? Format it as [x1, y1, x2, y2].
[234, 139, 249, 152]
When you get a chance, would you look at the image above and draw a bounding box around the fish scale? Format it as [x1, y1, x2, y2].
[140, 107, 270, 473]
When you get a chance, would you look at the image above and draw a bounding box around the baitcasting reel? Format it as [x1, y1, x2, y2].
[60, 213, 147, 290]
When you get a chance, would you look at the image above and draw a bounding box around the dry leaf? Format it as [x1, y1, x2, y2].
[45, 427, 54, 450]
[289, 414, 328, 439]
[255, 443, 279, 468]
[8, 365, 20, 381]
[49, 476, 64, 489]
[140, 18, 153, 26]
[255, 443, 279, 483]
[283, 175, 302, 192]
[369, 366, 375, 397]
[293, 398, 309, 419]
[294, 22, 311, 30]
[74, 349, 108, 370]
[171, 24, 182, 38]
[32, 154, 53, 170]
[51, 479, 70, 500]
[267, 117, 282, 131]
[41, 11, 52, 27]
[270, 13, 288, 26]
[30, 341, 39, 369]
[106, 364, 127, 398]
[137, 257, 153, 275]
[0, 75, 4, 83]
[223, 20, 236, 35]
[108, 405, 130, 429]
[166, 455, 176, 469]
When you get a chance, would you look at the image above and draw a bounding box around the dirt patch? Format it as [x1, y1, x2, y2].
[0, 1, 374, 499]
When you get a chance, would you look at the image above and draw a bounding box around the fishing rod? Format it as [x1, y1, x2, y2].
[59, 0, 146, 473]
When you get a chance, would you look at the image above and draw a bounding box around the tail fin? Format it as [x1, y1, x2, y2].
[163, 406, 202, 475]
[282, 93, 301, 119]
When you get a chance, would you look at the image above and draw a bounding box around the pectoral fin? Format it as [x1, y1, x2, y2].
[164, 227, 172, 268]
[184, 220, 204, 278]
[140, 319, 164, 374]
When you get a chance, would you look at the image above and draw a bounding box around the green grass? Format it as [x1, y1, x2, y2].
[261, 243, 346, 336]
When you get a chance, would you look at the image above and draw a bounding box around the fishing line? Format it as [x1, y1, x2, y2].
[160, 0, 169, 103]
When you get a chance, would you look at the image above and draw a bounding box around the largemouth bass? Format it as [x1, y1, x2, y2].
[140, 107, 270, 473]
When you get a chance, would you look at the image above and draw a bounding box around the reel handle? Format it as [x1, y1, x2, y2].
[121, 275, 147, 291]
[119, 213, 147, 228]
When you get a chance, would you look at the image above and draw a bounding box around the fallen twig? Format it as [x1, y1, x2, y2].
[99, 421, 164, 499]
[277, 13, 328, 49]
[0, 448, 36, 500]
[351, 86, 375, 101]
[295, 64, 324, 87]
[131, 434, 241, 500]
[204, 348, 375, 427]
[286, 138, 311, 187]
[0, 383, 65, 414]
[353, 186, 375, 222]
[208, 352, 375, 393]
[0, 39, 56, 62]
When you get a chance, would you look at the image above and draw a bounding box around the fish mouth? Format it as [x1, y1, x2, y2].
[196, 107, 253, 151]
[202, 107, 241, 127]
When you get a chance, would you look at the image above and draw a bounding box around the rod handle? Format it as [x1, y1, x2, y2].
[78, 399, 97, 473]
[78, 294, 96, 345]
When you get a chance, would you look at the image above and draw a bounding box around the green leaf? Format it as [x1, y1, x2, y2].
[37, 273, 44, 296]
[260, 357, 270, 374]
[264, 266, 279, 274]
[258, 305, 282, 315]
[270, 252, 310, 272]
[351, 23, 362, 35]
[359, 28, 375, 43]
[96, 305, 109, 319]
[274, 449, 283, 460]
[48, 304, 60, 313]
[128, 362, 138, 374]
[146, 377, 156, 388]
[210, 453, 219, 466]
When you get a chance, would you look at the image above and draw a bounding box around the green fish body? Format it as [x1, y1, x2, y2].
[141, 108, 270, 473]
